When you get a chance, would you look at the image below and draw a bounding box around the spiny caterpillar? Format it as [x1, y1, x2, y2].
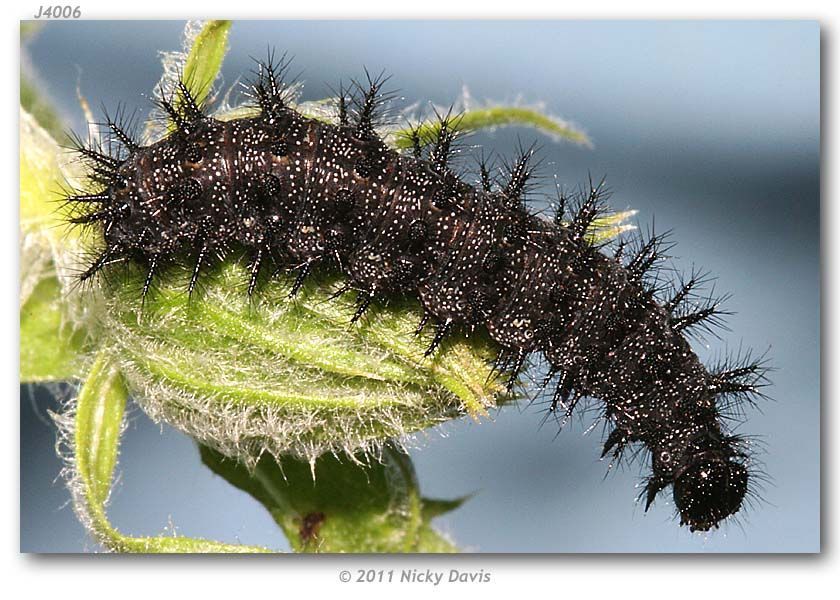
[63, 53, 768, 532]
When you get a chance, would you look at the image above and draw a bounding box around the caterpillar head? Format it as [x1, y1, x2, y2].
[672, 452, 748, 532]
[646, 428, 749, 532]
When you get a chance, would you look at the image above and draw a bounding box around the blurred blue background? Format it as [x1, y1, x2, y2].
[20, 20, 819, 552]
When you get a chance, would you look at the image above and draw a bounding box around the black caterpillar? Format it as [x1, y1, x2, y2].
[64, 55, 767, 532]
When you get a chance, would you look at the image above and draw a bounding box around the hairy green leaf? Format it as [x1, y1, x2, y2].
[20, 108, 64, 228]
[20, 276, 86, 381]
[585, 210, 639, 244]
[96, 263, 502, 466]
[180, 20, 232, 109]
[200, 443, 460, 552]
[73, 352, 128, 508]
[66, 351, 272, 553]
[393, 106, 591, 148]
[20, 110, 88, 382]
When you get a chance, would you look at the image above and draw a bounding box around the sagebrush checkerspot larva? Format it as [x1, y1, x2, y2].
[63, 53, 768, 532]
